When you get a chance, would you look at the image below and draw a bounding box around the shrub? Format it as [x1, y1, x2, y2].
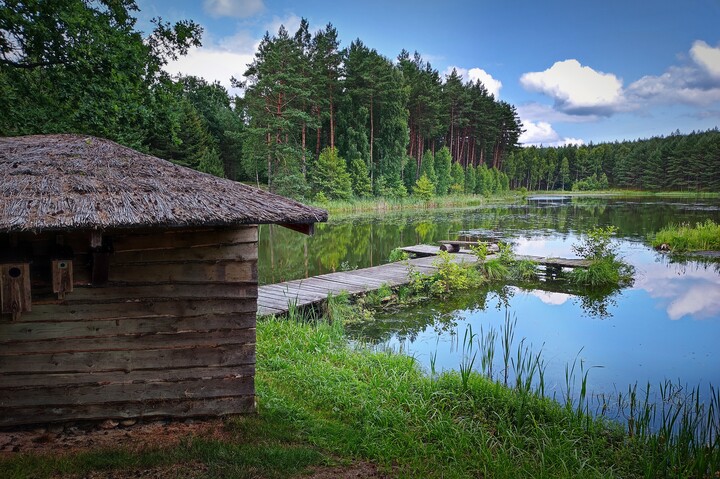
[569, 226, 634, 287]
[412, 173, 435, 200]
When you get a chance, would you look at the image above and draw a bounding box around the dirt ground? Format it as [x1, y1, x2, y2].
[0, 419, 389, 478]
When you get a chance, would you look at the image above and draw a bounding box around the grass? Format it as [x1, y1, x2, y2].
[310, 190, 720, 215]
[651, 219, 720, 252]
[309, 192, 516, 214]
[3, 310, 719, 478]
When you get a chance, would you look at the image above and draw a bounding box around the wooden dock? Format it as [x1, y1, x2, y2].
[257, 254, 470, 316]
[257, 246, 590, 316]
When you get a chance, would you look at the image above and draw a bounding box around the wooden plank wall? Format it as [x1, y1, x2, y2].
[0, 226, 258, 427]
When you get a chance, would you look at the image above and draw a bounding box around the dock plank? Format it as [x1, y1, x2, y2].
[257, 247, 589, 316]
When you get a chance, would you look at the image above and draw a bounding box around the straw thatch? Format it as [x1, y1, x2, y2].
[0, 134, 327, 232]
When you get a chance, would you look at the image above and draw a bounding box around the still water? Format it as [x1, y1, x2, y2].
[259, 196, 720, 403]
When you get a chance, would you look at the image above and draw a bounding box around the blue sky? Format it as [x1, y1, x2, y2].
[136, 0, 720, 146]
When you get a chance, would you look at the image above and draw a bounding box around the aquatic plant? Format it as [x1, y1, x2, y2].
[410, 250, 483, 297]
[651, 219, 720, 252]
[569, 226, 634, 287]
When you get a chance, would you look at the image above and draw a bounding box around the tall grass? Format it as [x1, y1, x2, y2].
[448, 314, 720, 478]
[309, 192, 516, 214]
[652, 219, 720, 252]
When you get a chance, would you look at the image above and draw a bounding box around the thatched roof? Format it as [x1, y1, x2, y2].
[0, 134, 328, 233]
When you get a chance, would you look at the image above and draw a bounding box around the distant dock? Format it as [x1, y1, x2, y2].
[257, 245, 590, 316]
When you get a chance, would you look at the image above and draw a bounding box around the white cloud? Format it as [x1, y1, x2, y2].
[519, 119, 585, 147]
[265, 14, 302, 38]
[165, 48, 254, 95]
[633, 260, 720, 321]
[626, 41, 720, 107]
[530, 290, 571, 306]
[165, 26, 260, 95]
[520, 59, 625, 115]
[203, 0, 265, 18]
[690, 40, 720, 79]
[163, 15, 303, 95]
[443, 66, 502, 98]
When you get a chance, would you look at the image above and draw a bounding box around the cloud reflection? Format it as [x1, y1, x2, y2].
[635, 259, 720, 320]
[530, 290, 572, 305]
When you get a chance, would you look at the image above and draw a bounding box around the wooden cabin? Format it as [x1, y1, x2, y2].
[0, 134, 327, 427]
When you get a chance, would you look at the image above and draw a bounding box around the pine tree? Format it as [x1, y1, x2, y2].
[464, 165, 476, 194]
[413, 173, 435, 200]
[311, 147, 353, 200]
[450, 162, 465, 194]
[434, 146, 452, 195]
[349, 158, 372, 197]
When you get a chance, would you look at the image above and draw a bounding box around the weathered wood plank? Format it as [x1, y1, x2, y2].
[0, 312, 256, 342]
[0, 328, 255, 355]
[0, 343, 255, 374]
[0, 396, 256, 427]
[108, 261, 256, 283]
[0, 376, 254, 407]
[0, 364, 255, 389]
[112, 227, 258, 252]
[24, 299, 256, 322]
[35, 283, 258, 303]
[110, 243, 258, 264]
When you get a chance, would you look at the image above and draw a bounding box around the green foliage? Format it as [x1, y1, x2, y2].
[473, 242, 539, 283]
[434, 147, 452, 195]
[464, 164, 476, 194]
[450, 162, 465, 194]
[0, 0, 201, 147]
[504, 130, 720, 192]
[651, 219, 720, 252]
[572, 226, 619, 261]
[569, 226, 634, 287]
[376, 173, 408, 199]
[348, 158, 373, 198]
[313, 191, 329, 204]
[412, 173, 435, 200]
[420, 149, 437, 185]
[311, 147, 353, 200]
[572, 173, 609, 191]
[388, 248, 410, 262]
[410, 251, 483, 297]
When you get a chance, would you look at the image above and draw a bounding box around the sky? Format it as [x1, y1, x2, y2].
[135, 0, 720, 147]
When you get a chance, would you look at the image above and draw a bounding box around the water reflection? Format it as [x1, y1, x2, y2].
[636, 256, 720, 320]
[260, 196, 720, 403]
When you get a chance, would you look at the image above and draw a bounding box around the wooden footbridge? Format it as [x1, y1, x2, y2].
[257, 244, 590, 316]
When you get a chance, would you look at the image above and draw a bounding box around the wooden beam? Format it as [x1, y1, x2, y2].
[279, 223, 315, 236]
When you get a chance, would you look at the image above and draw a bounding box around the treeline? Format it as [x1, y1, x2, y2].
[241, 19, 521, 199]
[0, 2, 520, 201]
[505, 129, 720, 192]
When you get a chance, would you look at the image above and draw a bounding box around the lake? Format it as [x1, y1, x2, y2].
[259, 195, 720, 410]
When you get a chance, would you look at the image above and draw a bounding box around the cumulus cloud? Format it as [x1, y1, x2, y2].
[519, 119, 585, 147]
[443, 66, 502, 98]
[164, 27, 260, 95]
[165, 48, 255, 95]
[203, 0, 265, 18]
[164, 14, 304, 95]
[690, 40, 720, 78]
[626, 41, 720, 106]
[520, 59, 625, 116]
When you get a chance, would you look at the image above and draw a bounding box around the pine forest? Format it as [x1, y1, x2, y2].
[1, 3, 718, 201]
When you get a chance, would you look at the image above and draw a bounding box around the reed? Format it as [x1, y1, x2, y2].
[651, 219, 720, 252]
